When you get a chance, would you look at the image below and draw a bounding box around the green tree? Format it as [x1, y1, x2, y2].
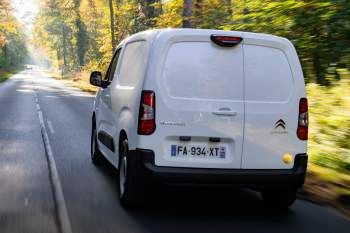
[33, 0, 350, 85]
[0, 0, 28, 69]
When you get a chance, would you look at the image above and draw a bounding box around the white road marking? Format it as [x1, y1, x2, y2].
[36, 103, 40, 110]
[47, 120, 55, 134]
[35, 97, 38, 103]
[34, 92, 72, 233]
[25, 198, 28, 206]
[38, 110, 44, 125]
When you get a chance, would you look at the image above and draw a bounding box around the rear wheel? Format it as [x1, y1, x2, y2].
[117, 139, 145, 207]
[91, 120, 103, 165]
[261, 188, 297, 209]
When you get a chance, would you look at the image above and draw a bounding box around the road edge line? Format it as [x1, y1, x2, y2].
[38, 109, 73, 233]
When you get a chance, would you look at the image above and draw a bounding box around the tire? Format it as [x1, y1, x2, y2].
[91, 120, 104, 165]
[261, 188, 297, 209]
[117, 139, 145, 207]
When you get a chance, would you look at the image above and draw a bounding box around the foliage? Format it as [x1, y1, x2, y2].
[33, 0, 350, 86]
[154, 0, 183, 28]
[33, 0, 89, 71]
[31, 0, 350, 83]
[0, 68, 19, 82]
[308, 70, 350, 173]
[187, 0, 350, 85]
[0, 0, 28, 69]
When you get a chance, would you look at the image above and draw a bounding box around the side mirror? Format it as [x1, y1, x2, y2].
[90, 71, 102, 87]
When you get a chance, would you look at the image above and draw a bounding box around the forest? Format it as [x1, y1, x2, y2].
[31, 0, 350, 85]
[0, 0, 27, 72]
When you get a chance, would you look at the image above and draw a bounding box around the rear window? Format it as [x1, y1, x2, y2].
[244, 45, 294, 102]
[162, 42, 244, 101]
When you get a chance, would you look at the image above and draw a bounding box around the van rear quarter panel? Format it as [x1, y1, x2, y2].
[110, 33, 155, 154]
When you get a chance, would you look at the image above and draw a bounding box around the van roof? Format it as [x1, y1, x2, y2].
[120, 28, 292, 49]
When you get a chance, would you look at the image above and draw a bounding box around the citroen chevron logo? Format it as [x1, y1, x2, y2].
[275, 119, 286, 129]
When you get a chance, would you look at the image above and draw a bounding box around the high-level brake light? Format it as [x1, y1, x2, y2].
[210, 35, 243, 47]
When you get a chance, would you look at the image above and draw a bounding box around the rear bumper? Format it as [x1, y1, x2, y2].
[129, 149, 308, 189]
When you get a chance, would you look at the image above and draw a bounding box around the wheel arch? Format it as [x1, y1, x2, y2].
[118, 130, 128, 167]
[119, 130, 128, 151]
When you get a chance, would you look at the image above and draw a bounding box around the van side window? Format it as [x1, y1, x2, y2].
[109, 48, 122, 81]
[103, 64, 111, 82]
[118, 41, 147, 86]
[244, 45, 293, 102]
[103, 48, 122, 82]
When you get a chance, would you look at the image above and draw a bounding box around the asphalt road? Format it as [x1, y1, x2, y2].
[0, 70, 349, 233]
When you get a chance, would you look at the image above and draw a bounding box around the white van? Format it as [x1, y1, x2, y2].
[90, 29, 308, 208]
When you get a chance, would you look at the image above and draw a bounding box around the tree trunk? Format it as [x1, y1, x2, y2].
[193, 0, 202, 28]
[109, 0, 116, 52]
[243, 0, 249, 24]
[138, 0, 160, 27]
[313, 52, 324, 84]
[62, 25, 67, 68]
[3, 44, 6, 58]
[182, 0, 192, 28]
[73, 0, 87, 67]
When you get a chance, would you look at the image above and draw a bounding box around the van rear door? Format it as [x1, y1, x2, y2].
[154, 33, 244, 169]
[241, 39, 300, 169]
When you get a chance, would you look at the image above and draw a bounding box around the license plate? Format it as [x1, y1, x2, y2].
[171, 145, 226, 158]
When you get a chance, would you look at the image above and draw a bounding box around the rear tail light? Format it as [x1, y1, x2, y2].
[297, 98, 308, 140]
[210, 35, 242, 47]
[138, 90, 156, 135]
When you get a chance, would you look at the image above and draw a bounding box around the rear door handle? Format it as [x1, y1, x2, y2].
[212, 110, 237, 117]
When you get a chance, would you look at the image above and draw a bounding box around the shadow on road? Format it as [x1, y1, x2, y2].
[130, 187, 300, 233]
[95, 158, 309, 233]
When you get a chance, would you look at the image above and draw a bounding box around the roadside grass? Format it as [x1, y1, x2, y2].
[0, 69, 19, 83]
[49, 69, 350, 217]
[300, 164, 350, 218]
[47, 71, 97, 94]
[300, 69, 350, 217]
